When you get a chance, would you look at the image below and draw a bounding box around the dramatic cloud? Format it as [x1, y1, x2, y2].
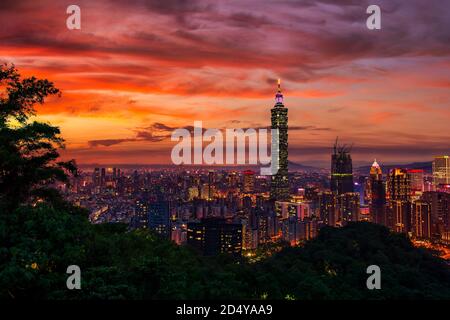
[1, 0, 449, 164]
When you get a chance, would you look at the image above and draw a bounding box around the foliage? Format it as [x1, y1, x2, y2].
[0, 63, 76, 211]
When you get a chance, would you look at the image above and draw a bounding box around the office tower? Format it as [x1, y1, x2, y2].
[270, 79, 290, 201]
[275, 201, 311, 221]
[369, 160, 386, 225]
[242, 170, 255, 193]
[330, 138, 354, 195]
[299, 218, 318, 241]
[390, 200, 411, 233]
[411, 200, 432, 239]
[387, 168, 410, 201]
[421, 191, 450, 242]
[433, 156, 450, 187]
[408, 169, 424, 194]
[318, 191, 337, 226]
[241, 217, 258, 250]
[257, 211, 271, 244]
[133, 198, 149, 229]
[281, 216, 299, 245]
[387, 168, 411, 232]
[187, 218, 242, 257]
[336, 192, 360, 225]
[148, 199, 171, 239]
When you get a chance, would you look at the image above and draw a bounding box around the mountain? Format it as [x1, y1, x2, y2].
[288, 161, 323, 172]
[356, 161, 432, 174]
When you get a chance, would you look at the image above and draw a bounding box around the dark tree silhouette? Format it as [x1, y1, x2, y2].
[0, 64, 76, 211]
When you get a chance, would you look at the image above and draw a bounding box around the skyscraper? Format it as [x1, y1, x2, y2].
[330, 138, 354, 195]
[433, 156, 450, 187]
[387, 168, 410, 201]
[148, 200, 171, 239]
[407, 169, 424, 194]
[187, 218, 242, 257]
[270, 79, 289, 201]
[387, 168, 411, 232]
[369, 160, 386, 225]
[242, 170, 255, 193]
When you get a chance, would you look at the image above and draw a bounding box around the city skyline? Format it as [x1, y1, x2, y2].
[2, 1, 450, 304]
[1, 0, 449, 166]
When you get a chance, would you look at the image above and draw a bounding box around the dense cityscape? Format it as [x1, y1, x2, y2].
[59, 84, 450, 260]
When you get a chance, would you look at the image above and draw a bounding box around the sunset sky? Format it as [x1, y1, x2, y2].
[1, 0, 449, 167]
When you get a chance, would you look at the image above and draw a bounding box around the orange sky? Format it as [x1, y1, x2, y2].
[1, 0, 449, 167]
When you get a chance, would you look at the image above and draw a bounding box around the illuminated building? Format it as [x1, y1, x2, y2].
[148, 200, 171, 239]
[241, 217, 258, 250]
[281, 216, 298, 245]
[390, 200, 411, 233]
[433, 156, 450, 187]
[330, 138, 354, 195]
[387, 168, 411, 232]
[318, 191, 337, 226]
[275, 201, 311, 220]
[368, 160, 386, 225]
[187, 218, 242, 257]
[243, 170, 255, 193]
[171, 222, 187, 245]
[421, 191, 450, 242]
[387, 168, 410, 201]
[299, 218, 317, 240]
[336, 192, 360, 225]
[187, 186, 199, 201]
[407, 169, 424, 194]
[411, 200, 432, 239]
[270, 79, 290, 201]
[133, 198, 149, 229]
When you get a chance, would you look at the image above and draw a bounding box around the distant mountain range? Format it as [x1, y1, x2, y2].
[78, 161, 433, 174]
[355, 161, 433, 174]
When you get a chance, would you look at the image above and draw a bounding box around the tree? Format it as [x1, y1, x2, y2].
[0, 64, 76, 211]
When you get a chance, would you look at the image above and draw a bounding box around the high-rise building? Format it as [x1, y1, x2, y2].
[270, 79, 289, 201]
[318, 191, 337, 227]
[411, 200, 432, 239]
[369, 160, 386, 225]
[133, 198, 149, 229]
[408, 169, 424, 193]
[433, 156, 450, 187]
[330, 138, 354, 195]
[242, 170, 255, 193]
[148, 200, 171, 239]
[387, 168, 411, 232]
[387, 168, 410, 201]
[336, 192, 360, 225]
[187, 218, 242, 257]
[390, 200, 411, 233]
[421, 191, 450, 242]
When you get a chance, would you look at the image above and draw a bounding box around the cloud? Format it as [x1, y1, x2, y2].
[88, 139, 135, 147]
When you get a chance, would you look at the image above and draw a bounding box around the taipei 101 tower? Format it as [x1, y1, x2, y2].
[270, 79, 290, 201]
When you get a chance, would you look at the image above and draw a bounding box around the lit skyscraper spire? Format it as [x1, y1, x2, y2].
[275, 78, 283, 104]
[369, 158, 386, 225]
[370, 159, 382, 180]
[270, 78, 289, 201]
